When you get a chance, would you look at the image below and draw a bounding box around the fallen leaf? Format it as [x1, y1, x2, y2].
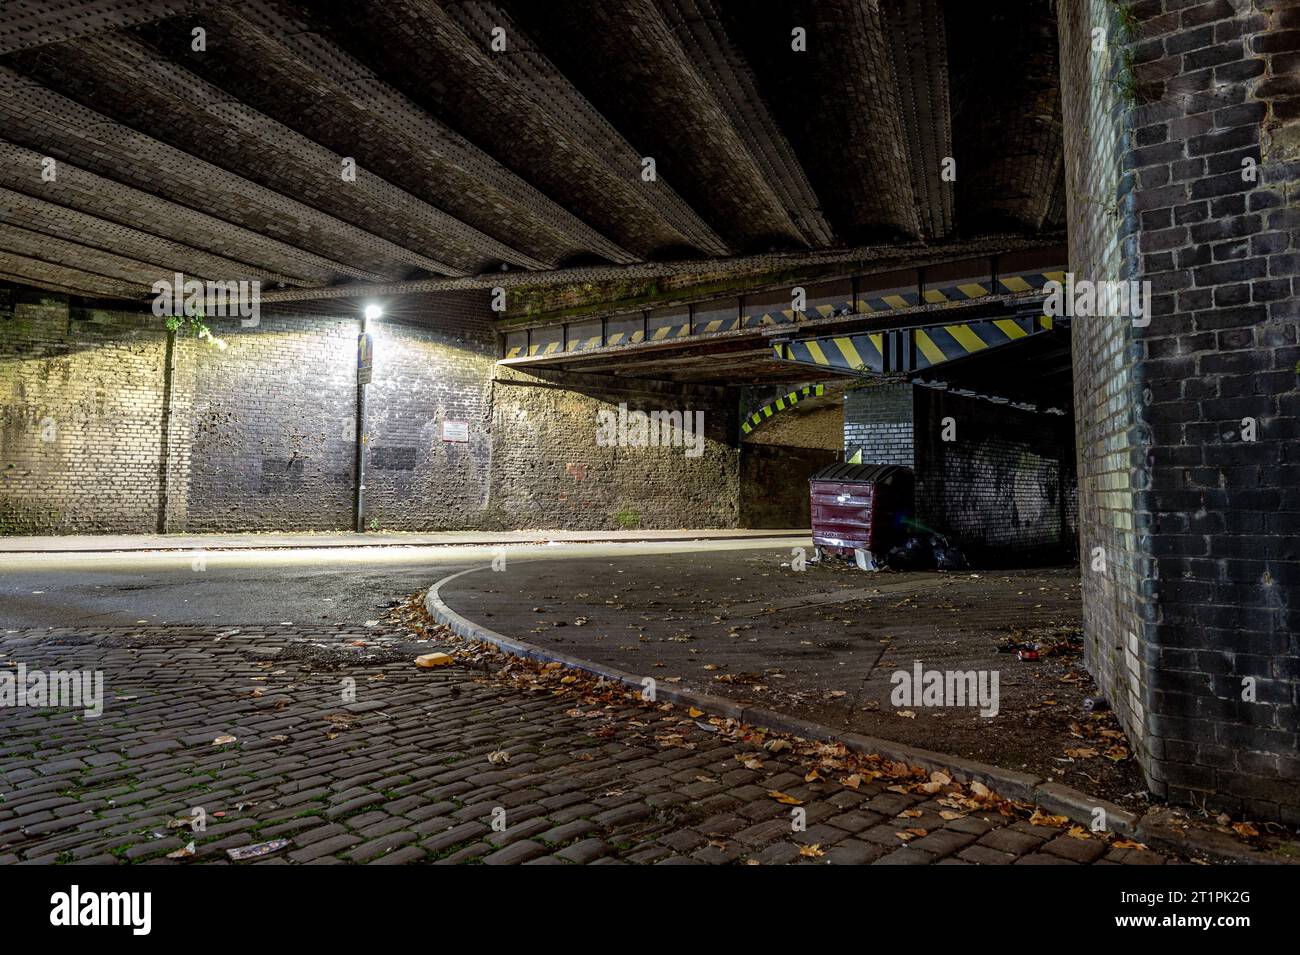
[1112, 839, 1148, 850]
[487, 750, 510, 765]
[897, 710, 916, 719]
[212, 735, 237, 746]
[1231, 822, 1259, 838]
[1029, 809, 1070, 828]
[763, 739, 792, 753]
[768, 790, 803, 806]
[798, 844, 825, 858]
[166, 842, 196, 859]
[688, 707, 704, 718]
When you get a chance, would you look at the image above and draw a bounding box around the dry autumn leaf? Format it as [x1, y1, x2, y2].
[768, 790, 803, 805]
[798, 844, 825, 858]
[1112, 839, 1148, 850]
[1029, 809, 1070, 828]
[1231, 822, 1259, 838]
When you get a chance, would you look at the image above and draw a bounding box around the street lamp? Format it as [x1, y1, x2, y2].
[355, 305, 381, 532]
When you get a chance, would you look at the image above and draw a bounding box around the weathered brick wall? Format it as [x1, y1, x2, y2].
[1, 291, 746, 534]
[0, 295, 170, 533]
[914, 389, 1078, 564]
[739, 443, 838, 529]
[1063, 0, 1300, 820]
[1058, 0, 1159, 805]
[365, 294, 497, 530]
[739, 399, 842, 528]
[489, 366, 740, 529]
[843, 381, 915, 466]
[186, 294, 498, 532]
[184, 314, 357, 531]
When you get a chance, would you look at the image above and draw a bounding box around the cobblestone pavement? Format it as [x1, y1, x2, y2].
[0, 624, 1178, 865]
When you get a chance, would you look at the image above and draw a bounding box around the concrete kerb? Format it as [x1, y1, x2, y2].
[424, 565, 1163, 848]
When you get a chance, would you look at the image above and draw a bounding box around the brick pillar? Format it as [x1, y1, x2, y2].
[843, 381, 914, 466]
[1060, 0, 1300, 821]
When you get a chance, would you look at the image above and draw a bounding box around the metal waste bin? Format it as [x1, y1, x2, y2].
[809, 463, 914, 571]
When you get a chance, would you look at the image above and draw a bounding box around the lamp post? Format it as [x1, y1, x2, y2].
[355, 304, 381, 533]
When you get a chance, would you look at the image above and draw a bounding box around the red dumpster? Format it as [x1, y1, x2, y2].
[809, 463, 914, 571]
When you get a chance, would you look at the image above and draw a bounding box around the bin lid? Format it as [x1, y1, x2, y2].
[810, 462, 913, 484]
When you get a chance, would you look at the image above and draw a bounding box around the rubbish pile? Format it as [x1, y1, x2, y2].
[883, 532, 969, 572]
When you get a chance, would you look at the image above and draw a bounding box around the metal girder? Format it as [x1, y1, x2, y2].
[770, 310, 1065, 377]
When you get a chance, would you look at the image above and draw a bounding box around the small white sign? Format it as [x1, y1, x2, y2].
[441, 419, 469, 443]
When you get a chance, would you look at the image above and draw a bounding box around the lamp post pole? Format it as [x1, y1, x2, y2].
[354, 306, 379, 533]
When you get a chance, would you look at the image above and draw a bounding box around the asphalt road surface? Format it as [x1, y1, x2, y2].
[0, 538, 803, 629]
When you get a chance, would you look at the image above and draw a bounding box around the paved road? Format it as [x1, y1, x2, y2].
[0, 539, 801, 629]
[0, 621, 1175, 865]
[0, 538, 1183, 865]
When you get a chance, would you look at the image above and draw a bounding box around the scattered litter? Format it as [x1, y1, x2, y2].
[1083, 696, 1109, 712]
[212, 734, 237, 746]
[166, 842, 196, 859]
[227, 840, 289, 861]
[414, 652, 453, 668]
[487, 750, 510, 765]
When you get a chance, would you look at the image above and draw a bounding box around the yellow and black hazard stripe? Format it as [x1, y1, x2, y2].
[772, 314, 1059, 375]
[741, 384, 827, 435]
[856, 287, 922, 313]
[996, 269, 1067, 295]
[741, 305, 798, 328]
[646, 316, 691, 341]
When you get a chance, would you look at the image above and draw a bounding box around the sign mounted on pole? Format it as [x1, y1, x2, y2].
[357, 332, 373, 384]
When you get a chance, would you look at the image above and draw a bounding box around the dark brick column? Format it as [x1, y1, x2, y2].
[1061, 0, 1299, 821]
[844, 381, 915, 466]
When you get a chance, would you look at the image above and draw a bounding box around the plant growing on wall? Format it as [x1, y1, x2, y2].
[166, 312, 227, 350]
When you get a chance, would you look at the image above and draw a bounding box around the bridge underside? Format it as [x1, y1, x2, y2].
[2, 0, 1296, 825]
[0, 0, 1063, 310]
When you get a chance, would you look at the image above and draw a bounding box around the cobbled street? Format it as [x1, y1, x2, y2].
[0, 620, 1181, 866]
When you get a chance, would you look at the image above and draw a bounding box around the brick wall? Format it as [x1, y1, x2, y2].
[844, 381, 915, 466]
[914, 389, 1078, 564]
[489, 365, 740, 529]
[1061, 0, 1300, 820]
[0, 291, 752, 535]
[0, 296, 170, 533]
